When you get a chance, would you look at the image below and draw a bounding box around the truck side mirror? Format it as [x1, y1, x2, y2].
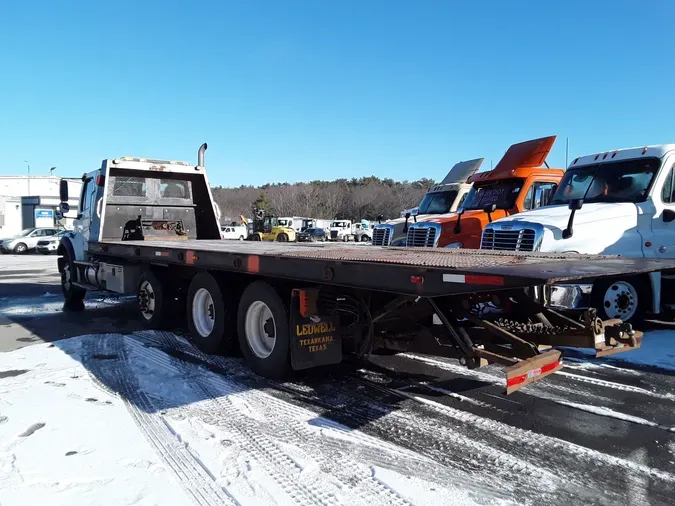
[483, 204, 497, 223]
[403, 212, 411, 233]
[568, 199, 583, 211]
[59, 179, 69, 202]
[563, 199, 584, 239]
[377, 214, 384, 224]
[60, 202, 70, 214]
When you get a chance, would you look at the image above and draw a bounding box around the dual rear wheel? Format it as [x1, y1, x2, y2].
[137, 270, 291, 377]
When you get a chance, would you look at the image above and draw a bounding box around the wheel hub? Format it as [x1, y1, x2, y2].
[192, 288, 216, 337]
[603, 281, 638, 320]
[245, 301, 276, 359]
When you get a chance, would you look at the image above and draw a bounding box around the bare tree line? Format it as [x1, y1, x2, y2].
[211, 177, 435, 223]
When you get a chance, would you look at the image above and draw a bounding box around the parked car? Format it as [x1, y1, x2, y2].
[0, 227, 61, 254]
[221, 225, 247, 240]
[296, 227, 326, 242]
[36, 230, 69, 254]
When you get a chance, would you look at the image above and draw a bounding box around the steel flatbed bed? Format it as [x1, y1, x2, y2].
[89, 240, 675, 298]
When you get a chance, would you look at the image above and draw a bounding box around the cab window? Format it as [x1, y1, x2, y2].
[523, 182, 557, 210]
[80, 179, 93, 211]
[662, 166, 675, 204]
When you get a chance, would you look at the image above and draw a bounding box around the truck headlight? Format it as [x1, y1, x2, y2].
[444, 242, 463, 248]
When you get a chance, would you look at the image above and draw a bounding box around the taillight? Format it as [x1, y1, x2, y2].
[96, 175, 105, 186]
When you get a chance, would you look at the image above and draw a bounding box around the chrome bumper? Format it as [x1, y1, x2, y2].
[532, 283, 593, 310]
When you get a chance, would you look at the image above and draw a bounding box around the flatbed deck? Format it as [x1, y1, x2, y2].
[89, 240, 675, 297]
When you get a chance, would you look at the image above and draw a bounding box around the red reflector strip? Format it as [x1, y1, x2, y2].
[154, 251, 169, 257]
[186, 251, 198, 265]
[247, 255, 260, 273]
[410, 275, 424, 284]
[465, 274, 504, 286]
[506, 360, 561, 388]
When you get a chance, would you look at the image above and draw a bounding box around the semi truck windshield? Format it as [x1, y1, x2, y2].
[417, 190, 459, 214]
[462, 179, 523, 210]
[551, 158, 660, 205]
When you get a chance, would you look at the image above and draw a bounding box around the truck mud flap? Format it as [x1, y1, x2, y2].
[503, 349, 563, 394]
[289, 289, 343, 371]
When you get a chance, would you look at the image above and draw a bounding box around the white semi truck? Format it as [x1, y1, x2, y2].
[328, 220, 353, 241]
[481, 144, 675, 323]
[372, 158, 483, 246]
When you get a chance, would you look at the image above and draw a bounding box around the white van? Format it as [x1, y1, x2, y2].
[221, 225, 247, 241]
[481, 144, 675, 322]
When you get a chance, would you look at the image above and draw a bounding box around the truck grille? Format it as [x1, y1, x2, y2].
[330, 230, 338, 239]
[481, 229, 536, 251]
[372, 228, 391, 246]
[406, 227, 437, 248]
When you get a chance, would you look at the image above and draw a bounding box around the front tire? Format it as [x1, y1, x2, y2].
[592, 277, 648, 323]
[187, 272, 235, 354]
[59, 247, 85, 310]
[277, 233, 288, 242]
[360, 235, 370, 242]
[252, 234, 261, 241]
[14, 243, 27, 254]
[238, 281, 292, 378]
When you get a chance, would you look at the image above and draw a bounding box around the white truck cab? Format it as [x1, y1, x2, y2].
[372, 158, 483, 246]
[481, 144, 675, 322]
[329, 220, 353, 241]
[277, 217, 310, 233]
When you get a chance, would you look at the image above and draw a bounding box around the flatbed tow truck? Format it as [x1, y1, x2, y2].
[57, 144, 675, 393]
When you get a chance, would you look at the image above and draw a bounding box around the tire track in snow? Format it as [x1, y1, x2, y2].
[128, 335, 418, 506]
[132, 331, 675, 505]
[130, 331, 509, 505]
[82, 334, 239, 506]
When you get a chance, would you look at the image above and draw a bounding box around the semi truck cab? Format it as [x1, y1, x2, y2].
[371, 158, 484, 246]
[481, 144, 675, 322]
[406, 136, 563, 248]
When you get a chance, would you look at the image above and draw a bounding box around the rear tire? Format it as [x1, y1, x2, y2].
[59, 248, 85, 311]
[592, 277, 649, 323]
[187, 272, 235, 354]
[238, 281, 292, 379]
[137, 270, 167, 329]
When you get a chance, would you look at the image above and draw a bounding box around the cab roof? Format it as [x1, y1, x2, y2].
[569, 144, 675, 168]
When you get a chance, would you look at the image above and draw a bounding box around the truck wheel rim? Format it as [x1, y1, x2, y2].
[17, 245, 25, 253]
[603, 281, 638, 320]
[138, 280, 155, 320]
[245, 301, 276, 359]
[192, 288, 215, 337]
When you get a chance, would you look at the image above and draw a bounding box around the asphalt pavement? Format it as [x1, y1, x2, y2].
[1, 253, 674, 505]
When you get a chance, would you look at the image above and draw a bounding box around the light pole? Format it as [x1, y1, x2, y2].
[50, 166, 56, 176]
[24, 160, 30, 195]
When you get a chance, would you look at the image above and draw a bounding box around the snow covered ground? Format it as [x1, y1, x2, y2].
[0, 332, 510, 506]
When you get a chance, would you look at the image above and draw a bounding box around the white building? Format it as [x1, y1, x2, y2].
[0, 176, 82, 238]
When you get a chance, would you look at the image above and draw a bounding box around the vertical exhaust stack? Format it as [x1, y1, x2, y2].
[198, 143, 208, 167]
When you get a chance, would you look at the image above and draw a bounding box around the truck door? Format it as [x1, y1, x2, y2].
[648, 161, 675, 259]
[74, 176, 95, 242]
[522, 181, 559, 211]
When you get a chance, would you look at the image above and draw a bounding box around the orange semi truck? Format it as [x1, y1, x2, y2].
[406, 136, 564, 249]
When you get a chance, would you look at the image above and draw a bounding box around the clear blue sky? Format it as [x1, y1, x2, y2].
[1, 1, 674, 187]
